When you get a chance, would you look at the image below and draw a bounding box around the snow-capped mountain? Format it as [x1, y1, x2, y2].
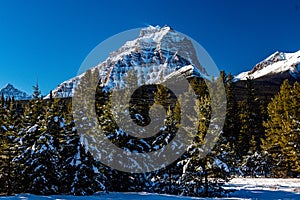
[47, 25, 207, 98]
[0, 83, 31, 100]
[236, 50, 300, 80]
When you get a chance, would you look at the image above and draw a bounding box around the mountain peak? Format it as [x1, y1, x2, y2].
[247, 51, 285, 75]
[110, 25, 205, 74]
[4, 83, 15, 89]
[236, 50, 300, 80]
[0, 83, 31, 100]
[47, 25, 207, 98]
[139, 25, 173, 37]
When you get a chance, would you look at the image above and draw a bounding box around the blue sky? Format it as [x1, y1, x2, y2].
[0, 0, 299, 95]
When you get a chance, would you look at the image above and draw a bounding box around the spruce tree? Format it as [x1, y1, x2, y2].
[32, 82, 41, 100]
[13, 84, 47, 193]
[71, 68, 108, 194]
[238, 78, 266, 177]
[176, 74, 229, 197]
[262, 80, 300, 177]
[16, 102, 60, 194]
[0, 97, 25, 194]
[239, 78, 264, 156]
[61, 124, 107, 195]
[222, 72, 241, 164]
[0, 98, 10, 194]
[5, 98, 23, 194]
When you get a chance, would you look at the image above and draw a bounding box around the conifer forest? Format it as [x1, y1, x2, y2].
[0, 70, 299, 197]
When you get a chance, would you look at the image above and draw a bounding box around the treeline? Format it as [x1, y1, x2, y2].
[0, 69, 299, 197]
[229, 78, 300, 178]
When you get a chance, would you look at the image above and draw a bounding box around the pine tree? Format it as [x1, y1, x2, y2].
[5, 98, 23, 194]
[73, 69, 100, 152]
[175, 75, 229, 197]
[262, 80, 300, 177]
[71, 68, 108, 194]
[144, 85, 182, 195]
[239, 78, 264, 156]
[13, 84, 47, 193]
[32, 82, 41, 100]
[177, 93, 211, 196]
[222, 72, 241, 164]
[0, 98, 25, 194]
[16, 102, 60, 194]
[237, 78, 266, 177]
[61, 123, 107, 195]
[0, 98, 11, 194]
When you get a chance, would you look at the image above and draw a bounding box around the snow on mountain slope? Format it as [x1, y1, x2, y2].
[0, 83, 31, 100]
[235, 50, 300, 80]
[46, 26, 207, 98]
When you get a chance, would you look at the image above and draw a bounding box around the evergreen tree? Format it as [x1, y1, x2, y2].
[70, 68, 108, 194]
[0, 98, 11, 194]
[262, 80, 300, 177]
[238, 78, 265, 177]
[222, 72, 241, 164]
[32, 82, 41, 100]
[61, 123, 107, 195]
[0, 98, 24, 194]
[239, 78, 264, 156]
[15, 103, 60, 194]
[73, 68, 100, 151]
[14, 85, 48, 193]
[176, 75, 229, 197]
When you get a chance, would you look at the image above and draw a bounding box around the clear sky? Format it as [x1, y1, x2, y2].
[0, 0, 299, 95]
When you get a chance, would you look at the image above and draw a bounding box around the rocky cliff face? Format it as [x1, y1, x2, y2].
[47, 26, 207, 98]
[236, 50, 300, 81]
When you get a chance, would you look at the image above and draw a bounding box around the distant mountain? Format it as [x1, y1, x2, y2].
[235, 50, 300, 81]
[0, 84, 31, 100]
[46, 25, 207, 98]
[234, 50, 300, 101]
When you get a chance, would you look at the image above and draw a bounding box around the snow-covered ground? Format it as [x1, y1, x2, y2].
[1, 178, 299, 200]
[225, 178, 300, 199]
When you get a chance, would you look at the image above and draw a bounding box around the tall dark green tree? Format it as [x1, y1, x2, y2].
[0, 97, 25, 195]
[176, 74, 229, 197]
[221, 72, 240, 161]
[13, 84, 47, 193]
[262, 80, 300, 177]
[239, 78, 265, 156]
[15, 102, 60, 194]
[60, 123, 107, 195]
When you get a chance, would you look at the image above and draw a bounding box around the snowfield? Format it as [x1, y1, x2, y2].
[0, 178, 299, 200]
[225, 178, 300, 199]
